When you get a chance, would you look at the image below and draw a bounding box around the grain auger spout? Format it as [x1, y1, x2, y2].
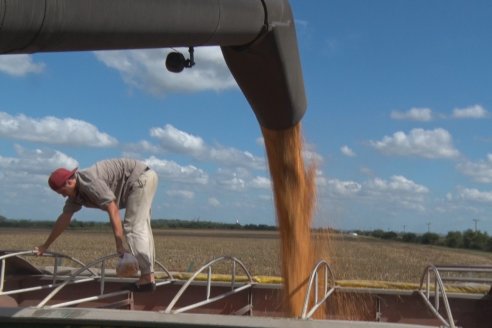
[0, 0, 306, 130]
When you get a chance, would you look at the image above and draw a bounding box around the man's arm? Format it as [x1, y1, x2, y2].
[106, 200, 126, 255]
[35, 211, 73, 255]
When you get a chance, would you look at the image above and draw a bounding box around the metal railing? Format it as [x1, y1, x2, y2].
[301, 260, 337, 319]
[164, 256, 254, 315]
[417, 265, 455, 328]
[155, 259, 174, 281]
[36, 254, 174, 309]
[36, 253, 128, 308]
[417, 264, 492, 328]
[1, 250, 175, 309]
[0, 250, 97, 297]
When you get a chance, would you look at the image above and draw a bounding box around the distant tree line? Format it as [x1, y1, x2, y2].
[2, 213, 491, 251]
[354, 229, 492, 252]
[0, 215, 276, 231]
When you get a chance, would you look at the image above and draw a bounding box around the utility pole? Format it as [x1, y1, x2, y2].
[403, 225, 406, 233]
[473, 219, 479, 232]
[426, 222, 431, 233]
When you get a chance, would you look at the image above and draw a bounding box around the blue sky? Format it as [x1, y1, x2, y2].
[1, 0, 492, 234]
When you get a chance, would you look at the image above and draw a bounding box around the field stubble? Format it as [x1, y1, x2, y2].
[2, 229, 492, 283]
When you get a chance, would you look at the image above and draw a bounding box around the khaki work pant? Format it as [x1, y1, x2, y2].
[123, 169, 158, 275]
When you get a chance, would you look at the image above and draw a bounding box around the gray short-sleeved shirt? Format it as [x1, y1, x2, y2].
[63, 159, 148, 213]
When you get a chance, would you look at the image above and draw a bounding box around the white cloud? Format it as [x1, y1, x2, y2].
[0, 55, 45, 76]
[0, 146, 78, 199]
[366, 175, 429, 194]
[454, 187, 492, 203]
[390, 108, 433, 121]
[363, 175, 429, 211]
[315, 169, 328, 187]
[340, 145, 356, 157]
[218, 175, 246, 191]
[94, 47, 236, 95]
[149, 124, 264, 170]
[215, 169, 246, 191]
[0, 112, 117, 147]
[123, 140, 163, 155]
[319, 175, 429, 214]
[144, 156, 209, 185]
[457, 154, 492, 183]
[0, 145, 78, 174]
[150, 124, 205, 155]
[166, 190, 194, 199]
[452, 105, 488, 119]
[208, 147, 264, 170]
[208, 197, 221, 207]
[249, 176, 271, 189]
[370, 128, 459, 159]
[327, 179, 362, 196]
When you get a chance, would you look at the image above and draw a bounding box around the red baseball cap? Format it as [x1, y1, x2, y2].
[48, 167, 78, 191]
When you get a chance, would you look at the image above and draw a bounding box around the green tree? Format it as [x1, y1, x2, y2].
[463, 229, 489, 250]
[445, 231, 463, 248]
[381, 231, 398, 240]
[421, 232, 440, 245]
[402, 232, 417, 243]
[371, 229, 385, 239]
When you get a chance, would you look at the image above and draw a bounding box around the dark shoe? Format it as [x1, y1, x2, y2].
[130, 281, 156, 293]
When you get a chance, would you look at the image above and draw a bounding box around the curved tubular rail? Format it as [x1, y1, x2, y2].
[155, 259, 174, 280]
[44, 259, 177, 308]
[417, 265, 455, 328]
[0, 250, 96, 296]
[301, 260, 337, 319]
[164, 256, 254, 315]
[36, 253, 122, 308]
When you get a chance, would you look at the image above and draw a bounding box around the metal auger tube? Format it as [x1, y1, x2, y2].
[0, 0, 306, 130]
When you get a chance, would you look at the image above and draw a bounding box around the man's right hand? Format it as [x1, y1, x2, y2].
[34, 244, 47, 256]
[117, 246, 126, 257]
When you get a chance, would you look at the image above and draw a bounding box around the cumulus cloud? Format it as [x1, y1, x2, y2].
[0, 112, 117, 147]
[214, 168, 248, 191]
[166, 190, 194, 199]
[217, 174, 246, 191]
[209, 147, 264, 170]
[123, 140, 163, 155]
[0, 145, 78, 173]
[249, 176, 271, 189]
[208, 197, 221, 207]
[144, 156, 209, 185]
[0, 55, 45, 77]
[320, 175, 429, 213]
[457, 154, 492, 183]
[364, 175, 429, 211]
[0, 146, 78, 214]
[0, 147, 75, 219]
[452, 105, 488, 119]
[453, 187, 492, 203]
[327, 179, 362, 196]
[369, 128, 459, 159]
[366, 175, 429, 194]
[390, 107, 433, 121]
[94, 47, 236, 95]
[149, 124, 265, 170]
[340, 145, 356, 157]
[150, 124, 205, 155]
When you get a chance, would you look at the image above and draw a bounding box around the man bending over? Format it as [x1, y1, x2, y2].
[36, 158, 158, 292]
